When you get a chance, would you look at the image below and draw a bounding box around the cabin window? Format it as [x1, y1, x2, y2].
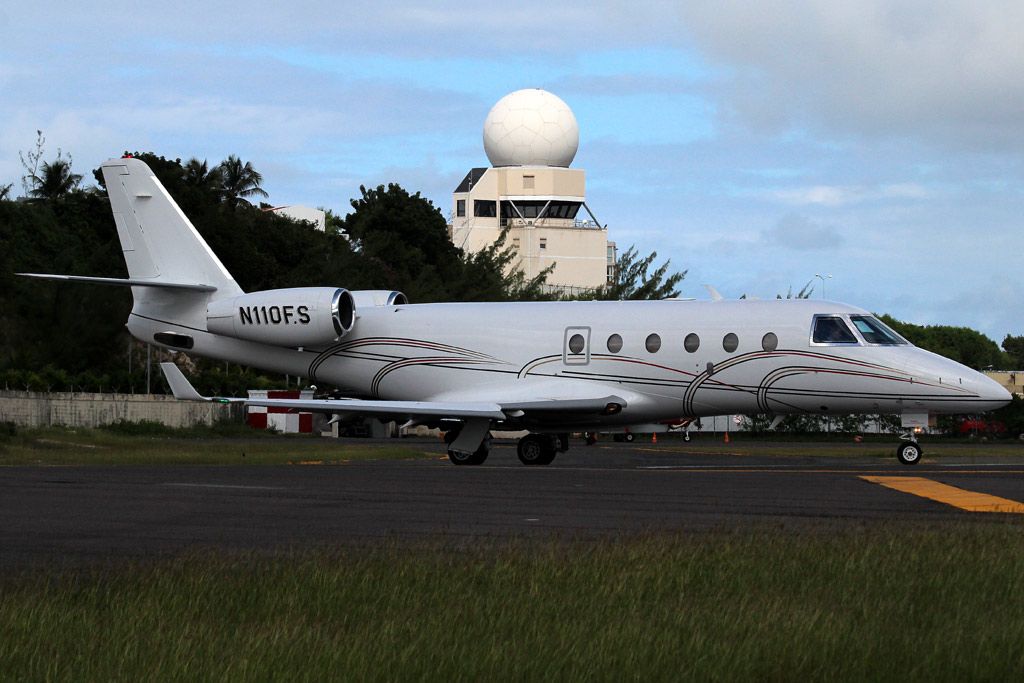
[568, 334, 585, 354]
[723, 333, 739, 353]
[761, 332, 778, 352]
[645, 333, 661, 353]
[812, 316, 858, 344]
[607, 334, 623, 353]
[850, 315, 908, 345]
[684, 333, 700, 353]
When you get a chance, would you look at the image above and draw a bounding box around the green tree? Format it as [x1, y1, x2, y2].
[182, 158, 223, 196]
[340, 183, 544, 302]
[593, 246, 685, 300]
[778, 281, 814, 299]
[28, 158, 83, 200]
[1002, 335, 1024, 369]
[218, 155, 269, 207]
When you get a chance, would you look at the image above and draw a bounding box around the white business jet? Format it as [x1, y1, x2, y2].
[20, 158, 1011, 466]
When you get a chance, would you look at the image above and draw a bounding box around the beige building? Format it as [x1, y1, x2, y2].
[449, 165, 612, 292]
[984, 371, 1024, 398]
[449, 88, 615, 294]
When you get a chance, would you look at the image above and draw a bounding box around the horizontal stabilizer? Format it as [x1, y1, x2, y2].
[18, 273, 216, 292]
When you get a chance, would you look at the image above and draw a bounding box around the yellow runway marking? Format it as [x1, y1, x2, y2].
[861, 476, 1024, 513]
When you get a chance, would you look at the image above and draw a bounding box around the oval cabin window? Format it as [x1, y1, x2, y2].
[722, 333, 739, 353]
[568, 333, 585, 355]
[761, 332, 778, 352]
[607, 334, 623, 353]
[645, 333, 662, 353]
[684, 333, 700, 353]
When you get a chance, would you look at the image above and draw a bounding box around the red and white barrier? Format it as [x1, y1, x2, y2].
[246, 389, 314, 433]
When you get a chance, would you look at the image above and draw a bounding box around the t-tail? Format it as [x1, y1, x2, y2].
[19, 157, 243, 332]
[19, 157, 361, 356]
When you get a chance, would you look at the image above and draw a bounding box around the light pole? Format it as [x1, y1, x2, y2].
[815, 273, 832, 299]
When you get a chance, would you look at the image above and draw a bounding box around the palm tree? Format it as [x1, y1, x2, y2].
[218, 155, 269, 207]
[182, 158, 223, 197]
[28, 158, 82, 200]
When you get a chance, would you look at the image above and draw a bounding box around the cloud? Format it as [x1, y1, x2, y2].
[760, 213, 844, 250]
[676, 1, 1024, 152]
[767, 183, 930, 207]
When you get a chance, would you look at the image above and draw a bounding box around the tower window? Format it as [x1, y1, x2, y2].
[539, 238, 547, 250]
[523, 175, 535, 190]
[473, 200, 496, 217]
[456, 199, 465, 217]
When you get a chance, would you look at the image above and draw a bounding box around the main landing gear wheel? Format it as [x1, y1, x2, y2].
[445, 430, 490, 466]
[517, 434, 557, 466]
[896, 442, 922, 465]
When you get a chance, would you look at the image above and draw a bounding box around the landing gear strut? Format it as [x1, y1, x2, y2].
[445, 428, 491, 466]
[896, 433, 922, 465]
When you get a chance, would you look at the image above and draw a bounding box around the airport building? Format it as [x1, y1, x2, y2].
[984, 371, 1024, 398]
[449, 89, 615, 294]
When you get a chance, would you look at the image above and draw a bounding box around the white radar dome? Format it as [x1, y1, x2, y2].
[483, 89, 579, 167]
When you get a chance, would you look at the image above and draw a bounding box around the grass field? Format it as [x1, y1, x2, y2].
[1, 525, 1023, 680]
[0, 423, 435, 466]
[3, 423, 1024, 466]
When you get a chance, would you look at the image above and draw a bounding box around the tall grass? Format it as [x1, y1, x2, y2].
[2, 525, 1023, 680]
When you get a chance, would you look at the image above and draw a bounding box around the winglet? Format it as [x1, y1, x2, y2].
[159, 362, 210, 401]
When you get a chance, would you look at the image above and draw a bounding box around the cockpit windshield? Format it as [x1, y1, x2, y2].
[850, 315, 908, 345]
[812, 316, 858, 344]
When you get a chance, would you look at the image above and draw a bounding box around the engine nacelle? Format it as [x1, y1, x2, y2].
[349, 290, 409, 308]
[207, 287, 355, 347]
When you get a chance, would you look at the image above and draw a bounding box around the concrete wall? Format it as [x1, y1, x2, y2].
[0, 391, 243, 428]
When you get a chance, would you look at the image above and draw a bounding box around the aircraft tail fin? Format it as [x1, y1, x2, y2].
[100, 157, 243, 296]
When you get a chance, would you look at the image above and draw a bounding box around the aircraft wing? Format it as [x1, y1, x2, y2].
[160, 363, 623, 421]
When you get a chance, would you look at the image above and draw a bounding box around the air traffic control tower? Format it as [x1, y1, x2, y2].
[449, 89, 614, 293]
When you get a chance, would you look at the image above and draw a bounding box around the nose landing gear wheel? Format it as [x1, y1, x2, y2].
[896, 442, 922, 465]
[517, 434, 557, 466]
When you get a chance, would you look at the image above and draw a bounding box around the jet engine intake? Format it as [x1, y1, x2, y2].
[207, 287, 355, 347]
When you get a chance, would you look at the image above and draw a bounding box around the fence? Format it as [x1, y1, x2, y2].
[0, 391, 243, 428]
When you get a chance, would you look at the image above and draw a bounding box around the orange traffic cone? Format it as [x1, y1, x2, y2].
[724, 432, 730, 444]
[652, 433, 658, 444]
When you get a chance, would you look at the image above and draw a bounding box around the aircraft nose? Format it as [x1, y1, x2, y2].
[968, 370, 1013, 410]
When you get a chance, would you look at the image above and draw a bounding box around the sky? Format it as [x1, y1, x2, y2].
[1, 1, 1022, 340]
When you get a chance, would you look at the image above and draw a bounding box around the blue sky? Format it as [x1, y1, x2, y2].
[2, 2, 1022, 341]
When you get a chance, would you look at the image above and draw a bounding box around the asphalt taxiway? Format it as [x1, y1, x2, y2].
[2, 442, 1023, 568]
